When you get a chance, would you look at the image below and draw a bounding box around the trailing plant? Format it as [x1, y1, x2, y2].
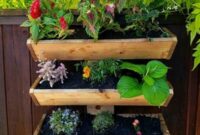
[117, 60, 169, 106]
[49, 108, 79, 135]
[187, 3, 200, 69]
[92, 111, 114, 135]
[21, 0, 75, 42]
[37, 60, 68, 87]
[76, 59, 120, 85]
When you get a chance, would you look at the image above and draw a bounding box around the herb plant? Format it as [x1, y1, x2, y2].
[92, 111, 114, 135]
[49, 108, 79, 135]
[117, 60, 169, 106]
[76, 59, 120, 85]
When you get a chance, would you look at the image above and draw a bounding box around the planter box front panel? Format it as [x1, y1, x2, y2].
[34, 114, 170, 135]
[30, 77, 174, 106]
[27, 30, 177, 61]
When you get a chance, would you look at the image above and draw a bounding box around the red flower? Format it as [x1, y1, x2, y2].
[59, 17, 68, 30]
[30, 0, 42, 19]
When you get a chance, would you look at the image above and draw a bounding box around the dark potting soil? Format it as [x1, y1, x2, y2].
[39, 114, 163, 135]
[43, 25, 169, 40]
[36, 71, 119, 90]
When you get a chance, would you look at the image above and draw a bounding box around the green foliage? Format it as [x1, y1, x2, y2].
[117, 60, 169, 106]
[49, 108, 79, 135]
[0, 0, 32, 9]
[77, 0, 123, 39]
[187, 3, 200, 69]
[76, 59, 120, 85]
[92, 111, 114, 134]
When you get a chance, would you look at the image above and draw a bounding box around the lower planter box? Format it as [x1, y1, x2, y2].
[30, 77, 174, 106]
[33, 113, 170, 135]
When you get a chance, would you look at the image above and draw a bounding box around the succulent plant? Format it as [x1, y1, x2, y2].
[49, 108, 79, 135]
[92, 111, 114, 134]
[37, 60, 68, 87]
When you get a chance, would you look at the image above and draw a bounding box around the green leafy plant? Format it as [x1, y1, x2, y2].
[77, 0, 123, 39]
[49, 108, 79, 135]
[187, 3, 200, 69]
[117, 60, 169, 106]
[21, 0, 75, 42]
[76, 59, 120, 85]
[92, 111, 114, 135]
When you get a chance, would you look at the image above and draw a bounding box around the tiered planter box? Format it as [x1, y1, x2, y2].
[30, 77, 174, 106]
[27, 29, 177, 61]
[33, 113, 170, 135]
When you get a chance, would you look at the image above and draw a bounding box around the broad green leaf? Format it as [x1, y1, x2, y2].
[146, 60, 168, 78]
[43, 17, 56, 25]
[120, 62, 146, 75]
[142, 79, 170, 106]
[21, 20, 31, 27]
[30, 23, 39, 42]
[117, 76, 142, 98]
[195, 14, 200, 30]
[143, 75, 155, 86]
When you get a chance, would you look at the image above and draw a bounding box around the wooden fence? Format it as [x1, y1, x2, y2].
[0, 12, 199, 135]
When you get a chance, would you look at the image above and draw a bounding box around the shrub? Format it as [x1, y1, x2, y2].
[49, 108, 79, 135]
[92, 111, 114, 134]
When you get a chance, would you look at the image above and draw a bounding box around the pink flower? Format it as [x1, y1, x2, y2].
[106, 3, 115, 16]
[132, 119, 140, 127]
[136, 131, 142, 135]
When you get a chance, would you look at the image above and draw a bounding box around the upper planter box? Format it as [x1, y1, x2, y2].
[30, 77, 174, 106]
[27, 29, 177, 61]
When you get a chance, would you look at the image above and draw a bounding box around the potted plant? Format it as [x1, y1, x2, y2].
[34, 108, 170, 135]
[22, 0, 177, 61]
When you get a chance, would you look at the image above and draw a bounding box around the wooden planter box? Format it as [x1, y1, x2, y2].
[33, 113, 170, 135]
[30, 77, 174, 106]
[27, 29, 177, 61]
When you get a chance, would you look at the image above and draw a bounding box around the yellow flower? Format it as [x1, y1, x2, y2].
[83, 66, 91, 79]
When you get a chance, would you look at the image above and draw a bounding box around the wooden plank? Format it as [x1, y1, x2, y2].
[27, 31, 177, 61]
[30, 57, 51, 133]
[3, 25, 32, 135]
[30, 77, 173, 106]
[33, 114, 46, 135]
[0, 26, 8, 135]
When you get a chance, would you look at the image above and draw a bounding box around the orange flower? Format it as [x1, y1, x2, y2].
[83, 66, 91, 78]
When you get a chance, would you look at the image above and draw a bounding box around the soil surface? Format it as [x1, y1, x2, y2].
[36, 71, 119, 89]
[39, 114, 163, 135]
